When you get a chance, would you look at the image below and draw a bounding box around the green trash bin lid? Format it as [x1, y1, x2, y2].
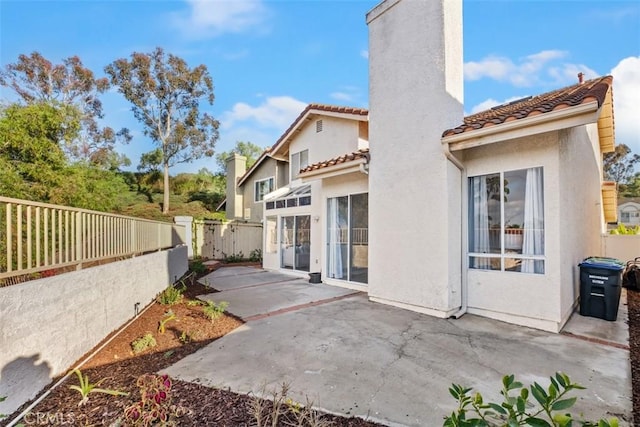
[578, 256, 625, 271]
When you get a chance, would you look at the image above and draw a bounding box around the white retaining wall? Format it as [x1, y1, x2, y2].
[0, 245, 188, 416]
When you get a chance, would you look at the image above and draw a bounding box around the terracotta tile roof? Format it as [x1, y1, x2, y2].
[300, 148, 370, 174]
[442, 75, 612, 137]
[270, 103, 368, 151]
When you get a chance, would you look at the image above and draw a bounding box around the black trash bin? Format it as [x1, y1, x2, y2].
[309, 272, 322, 284]
[578, 257, 625, 321]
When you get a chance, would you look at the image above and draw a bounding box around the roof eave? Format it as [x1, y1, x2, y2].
[299, 159, 366, 181]
[442, 101, 600, 151]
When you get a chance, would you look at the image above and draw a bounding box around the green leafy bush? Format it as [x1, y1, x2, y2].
[249, 248, 262, 262]
[223, 251, 245, 263]
[157, 281, 186, 305]
[190, 258, 207, 275]
[131, 333, 157, 354]
[203, 300, 228, 322]
[443, 373, 618, 427]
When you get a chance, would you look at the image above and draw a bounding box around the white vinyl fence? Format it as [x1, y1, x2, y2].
[601, 233, 640, 262]
[191, 218, 263, 260]
[1, 196, 186, 284]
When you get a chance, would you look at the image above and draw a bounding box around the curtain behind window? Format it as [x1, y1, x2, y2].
[522, 167, 544, 273]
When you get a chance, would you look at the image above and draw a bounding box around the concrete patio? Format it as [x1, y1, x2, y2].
[164, 267, 632, 426]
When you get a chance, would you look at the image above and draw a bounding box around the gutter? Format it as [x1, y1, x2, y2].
[443, 145, 467, 319]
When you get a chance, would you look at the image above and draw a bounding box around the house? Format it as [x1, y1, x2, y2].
[366, 0, 615, 332]
[227, 0, 617, 333]
[618, 198, 640, 226]
[223, 150, 289, 222]
[260, 105, 369, 288]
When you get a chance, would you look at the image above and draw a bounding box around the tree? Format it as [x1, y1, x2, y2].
[604, 144, 640, 188]
[0, 102, 79, 200]
[0, 52, 131, 165]
[215, 141, 266, 174]
[105, 47, 219, 214]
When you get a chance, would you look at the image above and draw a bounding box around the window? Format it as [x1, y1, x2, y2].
[468, 167, 544, 274]
[291, 149, 309, 180]
[266, 216, 277, 254]
[254, 177, 274, 202]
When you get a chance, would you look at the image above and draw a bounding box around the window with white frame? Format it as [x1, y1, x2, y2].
[254, 177, 275, 202]
[468, 167, 545, 274]
[291, 149, 309, 181]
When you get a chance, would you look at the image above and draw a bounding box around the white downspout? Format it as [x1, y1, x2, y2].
[443, 145, 468, 319]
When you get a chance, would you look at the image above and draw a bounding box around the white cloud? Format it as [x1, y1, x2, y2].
[611, 56, 640, 154]
[360, 50, 369, 60]
[330, 92, 354, 102]
[220, 96, 307, 131]
[469, 96, 528, 115]
[464, 49, 600, 87]
[171, 0, 270, 38]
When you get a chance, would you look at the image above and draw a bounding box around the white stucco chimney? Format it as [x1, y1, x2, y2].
[225, 153, 247, 220]
[366, 0, 464, 316]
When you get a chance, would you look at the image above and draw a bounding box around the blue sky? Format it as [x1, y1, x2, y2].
[1, 0, 639, 174]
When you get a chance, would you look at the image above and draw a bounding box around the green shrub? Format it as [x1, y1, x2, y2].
[443, 372, 618, 427]
[223, 251, 245, 263]
[203, 300, 228, 322]
[190, 258, 207, 275]
[249, 248, 262, 262]
[157, 281, 186, 305]
[131, 333, 157, 354]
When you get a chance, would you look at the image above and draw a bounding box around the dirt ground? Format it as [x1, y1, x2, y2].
[4, 275, 383, 426]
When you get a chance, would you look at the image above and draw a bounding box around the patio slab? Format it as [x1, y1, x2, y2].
[200, 270, 300, 291]
[165, 294, 632, 426]
[561, 289, 629, 348]
[198, 280, 359, 319]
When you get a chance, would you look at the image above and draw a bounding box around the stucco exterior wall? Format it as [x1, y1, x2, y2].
[367, 0, 464, 316]
[241, 157, 282, 222]
[462, 131, 562, 331]
[461, 126, 603, 332]
[288, 116, 365, 183]
[320, 172, 369, 290]
[557, 124, 604, 326]
[0, 246, 188, 416]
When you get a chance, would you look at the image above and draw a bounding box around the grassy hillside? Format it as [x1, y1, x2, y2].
[114, 190, 225, 222]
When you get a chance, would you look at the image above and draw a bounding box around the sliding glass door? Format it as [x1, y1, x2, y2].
[327, 193, 368, 284]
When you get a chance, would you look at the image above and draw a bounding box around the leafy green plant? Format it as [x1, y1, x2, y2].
[202, 300, 228, 322]
[190, 258, 207, 274]
[158, 310, 177, 334]
[223, 251, 245, 263]
[443, 372, 619, 427]
[68, 369, 128, 406]
[124, 373, 187, 425]
[178, 329, 201, 344]
[131, 333, 157, 354]
[157, 281, 186, 305]
[186, 299, 204, 307]
[0, 395, 6, 419]
[610, 223, 640, 235]
[249, 248, 263, 262]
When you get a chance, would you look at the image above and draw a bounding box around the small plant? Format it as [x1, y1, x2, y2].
[223, 251, 245, 263]
[186, 299, 204, 307]
[443, 372, 619, 427]
[250, 382, 334, 427]
[124, 373, 187, 425]
[158, 310, 177, 334]
[178, 329, 201, 344]
[68, 369, 128, 406]
[190, 258, 207, 274]
[203, 300, 228, 322]
[157, 281, 186, 305]
[131, 333, 157, 354]
[249, 248, 263, 262]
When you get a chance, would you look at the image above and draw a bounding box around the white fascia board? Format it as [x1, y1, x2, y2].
[442, 101, 599, 151]
[299, 160, 364, 181]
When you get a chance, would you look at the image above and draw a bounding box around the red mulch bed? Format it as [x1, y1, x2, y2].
[627, 289, 640, 424]
[3, 272, 383, 427]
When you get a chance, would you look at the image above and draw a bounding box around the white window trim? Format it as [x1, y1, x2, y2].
[291, 149, 309, 181]
[467, 168, 545, 274]
[254, 176, 275, 202]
